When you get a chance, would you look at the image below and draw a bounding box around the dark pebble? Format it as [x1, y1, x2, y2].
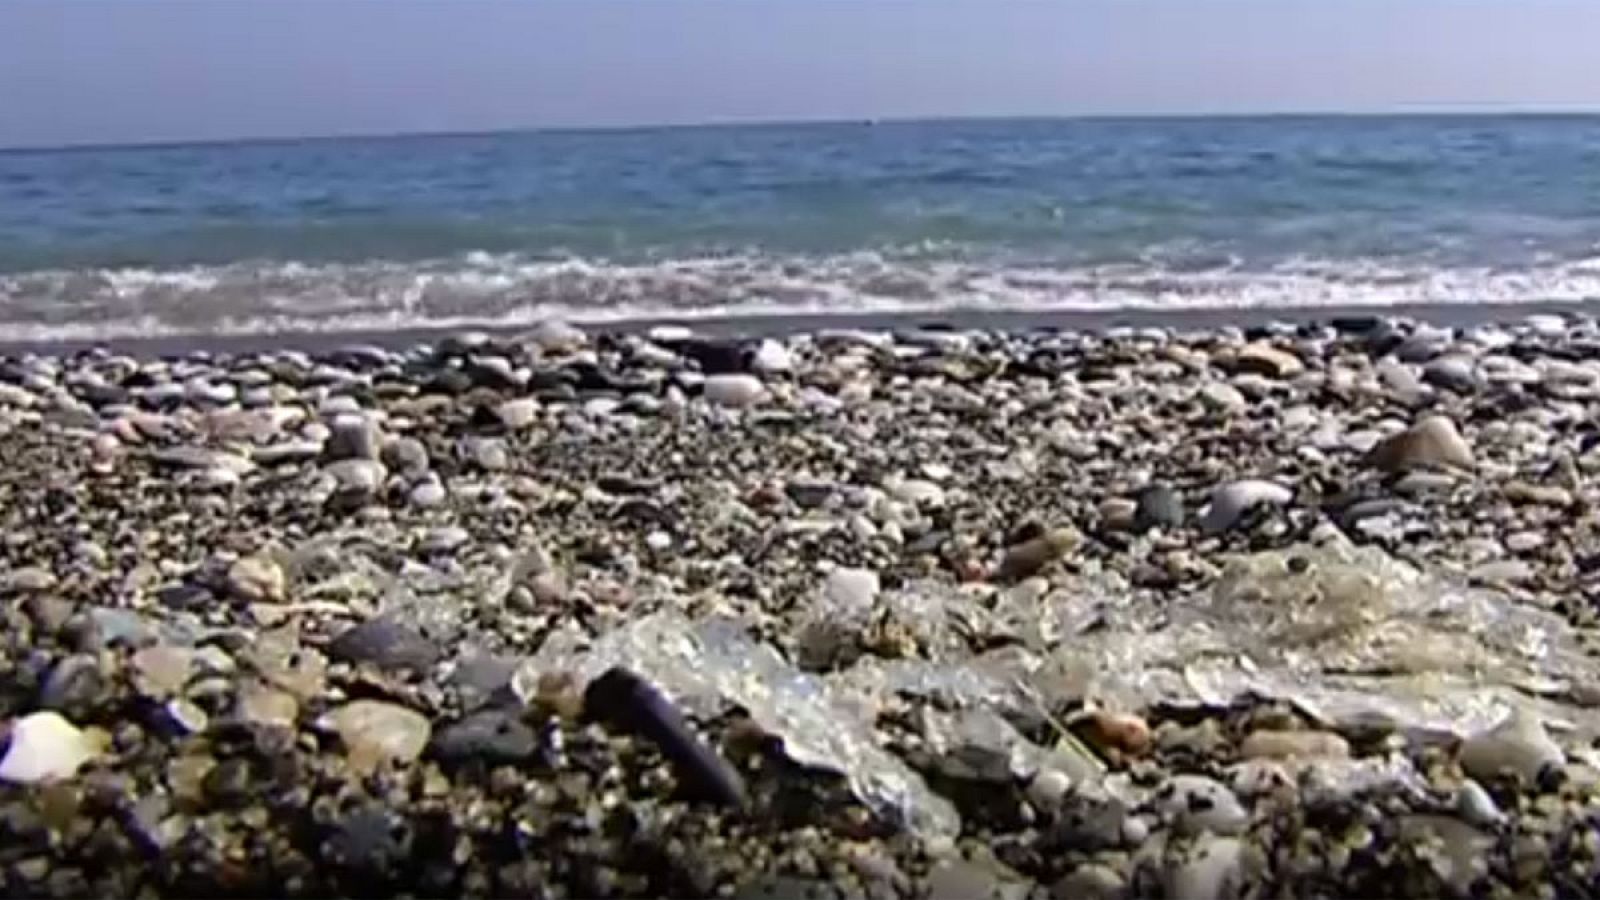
[1134, 483, 1185, 531]
[38, 654, 104, 713]
[328, 615, 441, 673]
[584, 667, 748, 809]
[430, 709, 538, 765]
[324, 804, 412, 874]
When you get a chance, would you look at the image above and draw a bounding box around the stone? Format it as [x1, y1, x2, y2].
[1098, 498, 1138, 532]
[992, 527, 1081, 582]
[1230, 342, 1304, 378]
[409, 477, 447, 508]
[1239, 729, 1350, 760]
[329, 616, 441, 672]
[130, 645, 194, 698]
[325, 414, 381, 461]
[703, 374, 767, 407]
[1198, 382, 1247, 413]
[1156, 775, 1248, 836]
[225, 554, 286, 603]
[495, 397, 539, 430]
[924, 858, 1032, 900]
[38, 655, 104, 712]
[321, 700, 431, 772]
[325, 804, 414, 873]
[1199, 480, 1293, 533]
[1162, 836, 1246, 900]
[1135, 483, 1185, 530]
[325, 458, 387, 496]
[751, 339, 794, 374]
[380, 437, 430, 477]
[430, 709, 538, 764]
[1459, 707, 1563, 784]
[236, 681, 299, 730]
[463, 437, 509, 471]
[1423, 355, 1480, 392]
[0, 712, 98, 784]
[1365, 415, 1474, 473]
[526, 318, 587, 353]
[1455, 779, 1506, 828]
[1503, 481, 1572, 508]
[1051, 864, 1127, 900]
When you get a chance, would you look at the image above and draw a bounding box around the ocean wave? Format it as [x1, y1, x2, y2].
[2, 251, 1600, 343]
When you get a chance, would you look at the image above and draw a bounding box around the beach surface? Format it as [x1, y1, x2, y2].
[2, 311, 1599, 897]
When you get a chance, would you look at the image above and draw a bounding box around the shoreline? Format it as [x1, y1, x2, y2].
[3, 298, 1598, 358]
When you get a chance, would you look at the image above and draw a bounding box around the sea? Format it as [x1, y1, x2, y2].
[3, 115, 1600, 345]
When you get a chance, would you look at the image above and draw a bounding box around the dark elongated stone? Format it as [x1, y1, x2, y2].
[583, 667, 747, 808]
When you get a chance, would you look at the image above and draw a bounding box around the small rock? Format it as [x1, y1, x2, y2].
[225, 554, 286, 604]
[380, 437, 430, 476]
[1455, 778, 1507, 828]
[1098, 498, 1138, 532]
[526, 318, 586, 353]
[1162, 836, 1246, 900]
[430, 709, 538, 764]
[1503, 481, 1572, 508]
[1366, 415, 1474, 473]
[0, 712, 98, 784]
[1231, 342, 1304, 378]
[495, 397, 539, 430]
[1026, 768, 1075, 813]
[409, 477, 448, 508]
[324, 458, 387, 496]
[2, 566, 56, 593]
[321, 700, 432, 772]
[1156, 775, 1248, 836]
[130, 645, 194, 698]
[1200, 479, 1293, 533]
[992, 527, 1080, 582]
[325, 414, 381, 461]
[325, 804, 414, 874]
[38, 655, 103, 712]
[1051, 864, 1126, 900]
[1135, 483, 1185, 530]
[1197, 382, 1247, 413]
[329, 616, 441, 673]
[703, 373, 767, 407]
[419, 526, 470, 555]
[236, 681, 299, 730]
[1459, 707, 1563, 784]
[751, 339, 794, 374]
[1239, 729, 1350, 760]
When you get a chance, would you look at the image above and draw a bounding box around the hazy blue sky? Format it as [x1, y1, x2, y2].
[3, 1, 1600, 148]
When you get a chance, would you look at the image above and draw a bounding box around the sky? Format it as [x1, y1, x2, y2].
[3, 1, 1600, 149]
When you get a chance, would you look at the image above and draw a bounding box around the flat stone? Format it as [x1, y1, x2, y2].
[1239, 729, 1350, 760]
[329, 615, 441, 672]
[1197, 382, 1247, 413]
[131, 645, 194, 698]
[321, 700, 431, 773]
[1230, 342, 1304, 379]
[1200, 480, 1293, 533]
[0, 712, 98, 784]
[1156, 775, 1248, 836]
[236, 681, 299, 730]
[1459, 708, 1563, 783]
[1366, 415, 1474, 472]
[325, 458, 387, 495]
[225, 554, 286, 604]
[1135, 483, 1185, 530]
[703, 374, 767, 407]
[430, 709, 538, 764]
[1504, 481, 1572, 507]
[495, 397, 539, 430]
[380, 437, 430, 476]
[324, 414, 381, 461]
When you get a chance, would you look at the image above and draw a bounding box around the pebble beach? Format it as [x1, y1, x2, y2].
[3, 311, 1600, 899]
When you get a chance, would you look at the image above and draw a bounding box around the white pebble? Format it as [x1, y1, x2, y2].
[0, 712, 98, 784]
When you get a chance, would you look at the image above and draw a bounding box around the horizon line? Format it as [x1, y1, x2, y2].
[5, 105, 1600, 154]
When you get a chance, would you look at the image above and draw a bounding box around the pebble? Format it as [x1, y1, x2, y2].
[328, 615, 441, 672]
[324, 458, 387, 496]
[130, 645, 194, 698]
[1459, 707, 1563, 783]
[1199, 479, 1293, 533]
[430, 709, 539, 764]
[495, 397, 539, 430]
[1135, 483, 1185, 530]
[1231, 342, 1304, 378]
[225, 554, 286, 603]
[1197, 382, 1247, 413]
[321, 700, 432, 772]
[992, 527, 1080, 582]
[1366, 415, 1474, 472]
[325, 414, 381, 461]
[236, 681, 300, 730]
[1162, 836, 1246, 900]
[0, 711, 98, 784]
[380, 436, 431, 476]
[703, 373, 767, 407]
[1155, 775, 1249, 836]
[1239, 729, 1350, 760]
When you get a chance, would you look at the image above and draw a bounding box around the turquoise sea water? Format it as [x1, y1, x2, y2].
[2, 116, 1599, 340]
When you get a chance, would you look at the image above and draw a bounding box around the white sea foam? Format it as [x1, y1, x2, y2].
[2, 251, 1599, 343]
